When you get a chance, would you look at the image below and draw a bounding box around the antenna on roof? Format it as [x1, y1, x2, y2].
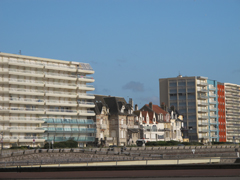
[178, 71, 182, 78]
[19, 50, 21, 55]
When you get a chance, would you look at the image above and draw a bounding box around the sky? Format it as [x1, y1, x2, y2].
[0, 0, 240, 107]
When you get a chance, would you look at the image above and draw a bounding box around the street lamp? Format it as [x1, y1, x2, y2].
[0, 132, 3, 156]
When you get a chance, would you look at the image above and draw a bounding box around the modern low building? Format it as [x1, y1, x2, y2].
[0, 52, 96, 148]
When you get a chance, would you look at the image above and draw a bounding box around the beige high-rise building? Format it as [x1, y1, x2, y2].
[0, 52, 95, 148]
[159, 75, 219, 143]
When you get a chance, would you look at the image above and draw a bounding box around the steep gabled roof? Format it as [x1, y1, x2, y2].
[141, 111, 156, 124]
[145, 104, 168, 115]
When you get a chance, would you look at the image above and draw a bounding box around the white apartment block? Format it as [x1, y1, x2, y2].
[0, 52, 96, 148]
[224, 83, 240, 142]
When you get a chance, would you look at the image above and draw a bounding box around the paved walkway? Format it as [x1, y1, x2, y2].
[0, 169, 240, 179]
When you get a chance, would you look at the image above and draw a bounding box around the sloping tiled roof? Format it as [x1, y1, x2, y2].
[145, 104, 168, 115]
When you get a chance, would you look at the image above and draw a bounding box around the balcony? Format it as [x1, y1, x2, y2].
[197, 101, 208, 106]
[77, 75, 95, 83]
[78, 101, 95, 108]
[198, 115, 208, 120]
[9, 78, 44, 87]
[45, 73, 77, 81]
[8, 59, 44, 68]
[43, 118, 94, 125]
[208, 86, 216, 91]
[197, 88, 208, 93]
[210, 114, 217, 118]
[46, 100, 77, 107]
[197, 82, 208, 86]
[79, 110, 95, 116]
[198, 121, 208, 126]
[45, 81, 77, 89]
[198, 128, 208, 132]
[9, 88, 44, 96]
[9, 97, 44, 105]
[46, 109, 78, 115]
[209, 107, 217, 111]
[45, 91, 77, 98]
[198, 108, 208, 112]
[44, 128, 96, 133]
[78, 84, 95, 91]
[8, 69, 44, 78]
[210, 120, 218, 124]
[5, 136, 45, 143]
[45, 63, 76, 72]
[209, 100, 217, 104]
[198, 95, 208, 99]
[210, 127, 217, 131]
[8, 107, 45, 114]
[78, 93, 95, 99]
[7, 127, 45, 133]
[77, 65, 94, 74]
[9, 117, 44, 124]
[209, 94, 216, 97]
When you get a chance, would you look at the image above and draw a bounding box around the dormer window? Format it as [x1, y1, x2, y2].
[121, 105, 125, 113]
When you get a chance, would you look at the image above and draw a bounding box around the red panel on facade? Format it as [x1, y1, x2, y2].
[217, 84, 226, 142]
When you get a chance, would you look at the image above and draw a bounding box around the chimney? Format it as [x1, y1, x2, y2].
[149, 102, 153, 110]
[135, 104, 138, 111]
[129, 98, 133, 106]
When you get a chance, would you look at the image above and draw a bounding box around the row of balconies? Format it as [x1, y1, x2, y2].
[0, 107, 95, 116]
[44, 118, 94, 125]
[1, 136, 45, 143]
[1, 127, 45, 133]
[0, 58, 94, 73]
[0, 97, 95, 107]
[44, 127, 96, 133]
[4, 88, 95, 99]
[45, 136, 95, 142]
[0, 78, 95, 90]
[3, 69, 95, 82]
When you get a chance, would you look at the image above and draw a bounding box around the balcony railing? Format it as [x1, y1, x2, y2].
[9, 118, 44, 121]
[9, 78, 43, 84]
[8, 127, 44, 130]
[78, 101, 95, 105]
[7, 136, 44, 140]
[46, 109, 77, 113]
[78, 84, 94, 88]
[45, 63, 76, 70]
[78, 93, 95, 97]
[9, 59, 44, 66]
[45, 81, 76, 87]
[45, 72, 76, 78]
[9, 69, 43, 75]
[9, 88, 44, 94]
[9, 97, 44, 103]
[43, 118, 94, 124]
[44, 128, 96, 133]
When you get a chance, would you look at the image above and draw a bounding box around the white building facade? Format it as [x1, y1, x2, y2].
[0, 52, 95, 148]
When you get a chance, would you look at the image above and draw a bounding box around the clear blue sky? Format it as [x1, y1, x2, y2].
[0, 0, 239, 107]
